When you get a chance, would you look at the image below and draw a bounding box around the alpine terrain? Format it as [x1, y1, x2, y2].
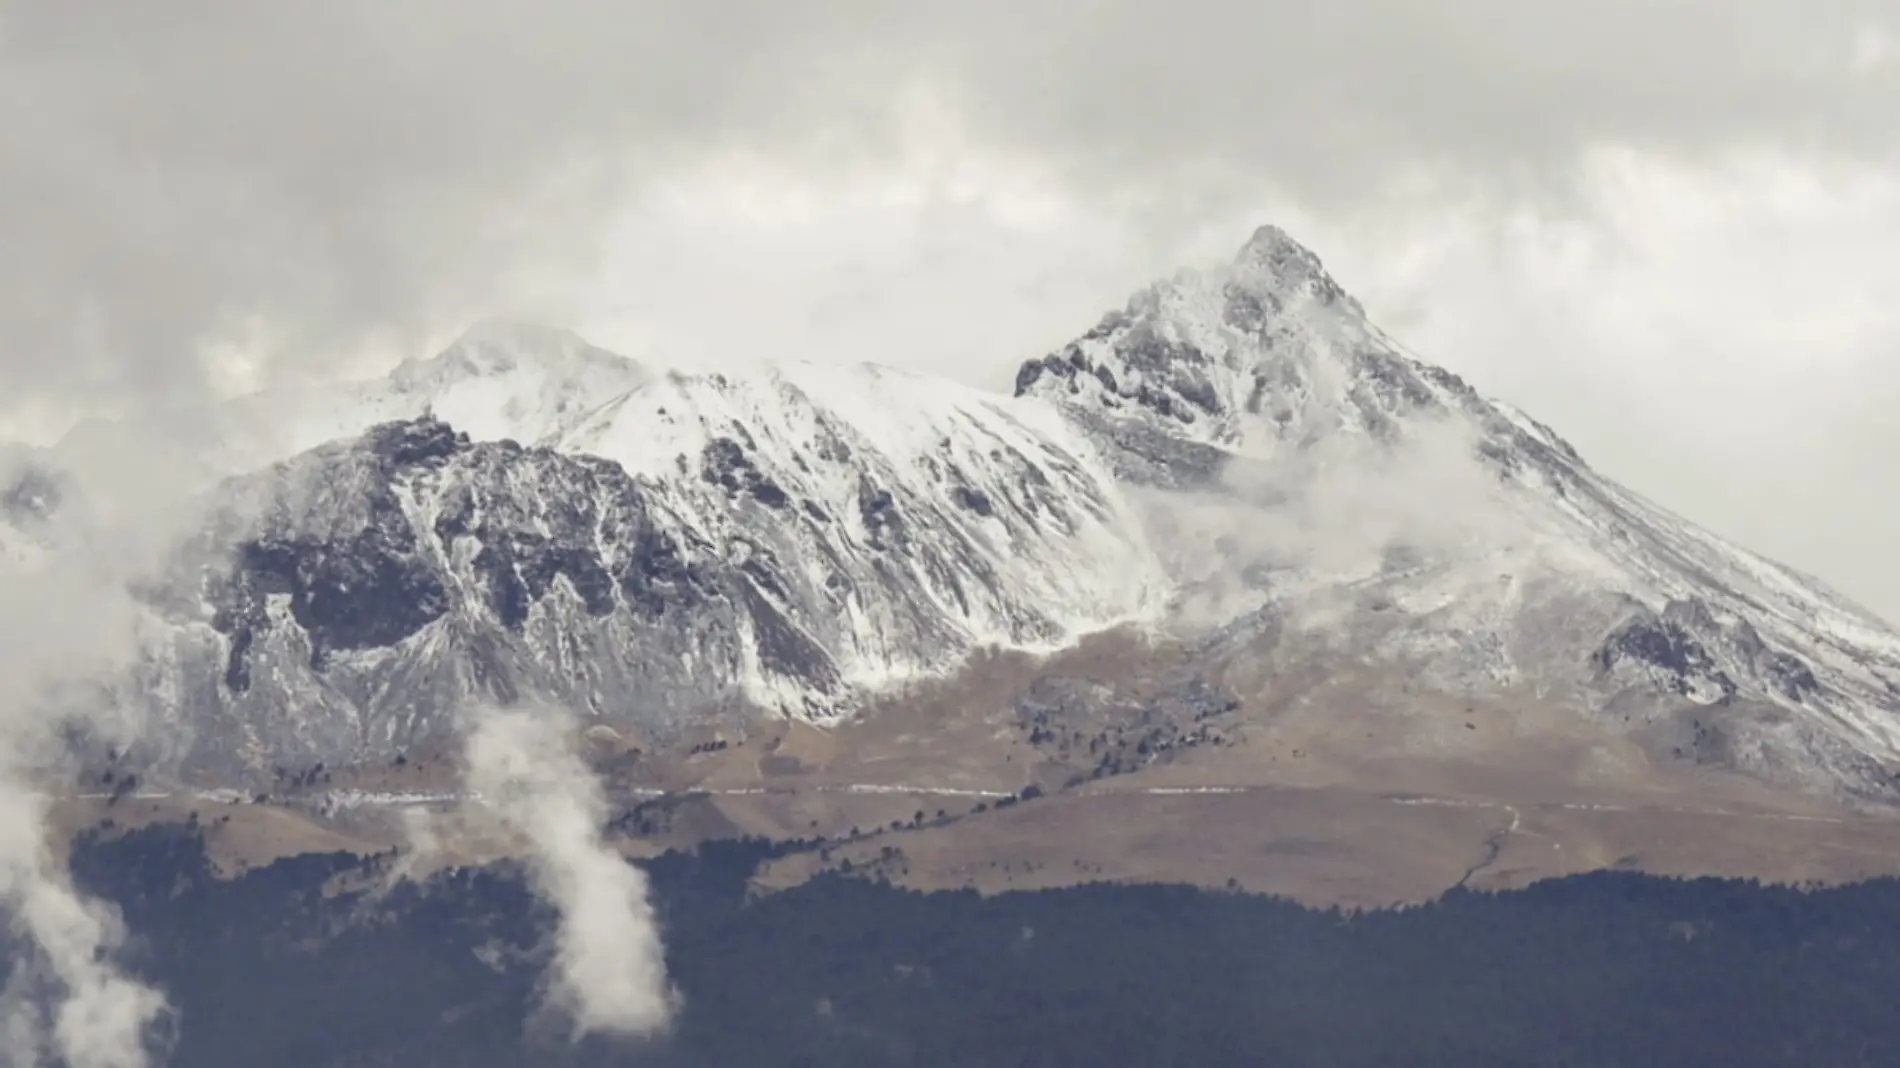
[14, 226, 1900, 903]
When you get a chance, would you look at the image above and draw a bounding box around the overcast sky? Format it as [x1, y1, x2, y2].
[2, 1, 1898, 616]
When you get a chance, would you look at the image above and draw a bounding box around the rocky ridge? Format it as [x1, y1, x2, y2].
[10, 227, 1900, 807]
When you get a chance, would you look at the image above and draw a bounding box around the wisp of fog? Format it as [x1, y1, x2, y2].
[1140, 415, 1533, 630]
[0, 456, 181, 1068]
[461, 703, 677, 1040]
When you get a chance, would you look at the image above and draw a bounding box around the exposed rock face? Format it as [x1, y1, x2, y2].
[17, 226, 1900, 804]
[1016, 225, 1900, 801]
[129, 368, 1163, 780]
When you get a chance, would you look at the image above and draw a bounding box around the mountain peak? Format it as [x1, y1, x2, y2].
[1228, 224, 1356, 312]
[1235, 224, 1313, 266]
[358, 321, 656, 449]
[40, 221, 1900, 815]
[391, 319, 626, 389]
[1012, 224, 1404, 462]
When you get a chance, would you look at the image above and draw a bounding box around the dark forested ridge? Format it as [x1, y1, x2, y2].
[30, 824, 1900, 1068]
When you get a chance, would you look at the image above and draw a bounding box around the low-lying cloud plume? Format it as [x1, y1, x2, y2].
[0, 797, 170, 1068]
[0, 468, 178, 1068]
[1143, 415, 1532, 629]
[461, 703, 676, 1040]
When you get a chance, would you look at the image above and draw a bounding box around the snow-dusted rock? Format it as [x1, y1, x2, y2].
[1020, 225, 1900, 798]
[19, 226, 1900, 802]
[127, 364, 1164, 779]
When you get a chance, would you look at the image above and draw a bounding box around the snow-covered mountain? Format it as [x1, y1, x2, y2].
[47, 320, 654, 498]
[22, 226, 1900, 802]
[125, 365, 1163, 781]
[1018, 226, 1900, 799]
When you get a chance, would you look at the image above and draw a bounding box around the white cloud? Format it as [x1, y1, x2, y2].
[530, 143, 1900, 624]
[460, 704, 677, 1041]
[0, 485, 178, 1068]
[4, 1, 1897, 623]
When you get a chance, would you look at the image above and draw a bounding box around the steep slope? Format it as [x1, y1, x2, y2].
[32, 226, 1900, 813]
[1017, 226, 1900, 800]
[130, 369, 1164, 781]
[555, 359, 1163, 677]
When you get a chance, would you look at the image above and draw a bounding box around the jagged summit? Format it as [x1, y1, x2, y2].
[22, 223, 1900, 810]
[1235, 223, 1309, 261]
[376, 320, 652, 446]
[389, 318, 642, 393]
[34, 322, 657, 495]
[131, 376, 1165, 777]
[1010, 224, 1900, 800]
[1015, 223, 1476, 481]
[1229, 224, 1361, 313]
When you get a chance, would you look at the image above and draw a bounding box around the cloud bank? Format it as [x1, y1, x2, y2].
[3, 1, 1891, 423]
[0, 480, 176, 1067]
[6, 1, 1897, 616]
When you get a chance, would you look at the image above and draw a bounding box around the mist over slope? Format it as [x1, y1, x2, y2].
[6, 226, 1900, 809]
[116, 358, 1164, 780]
[1017, 226, 1900, 800]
